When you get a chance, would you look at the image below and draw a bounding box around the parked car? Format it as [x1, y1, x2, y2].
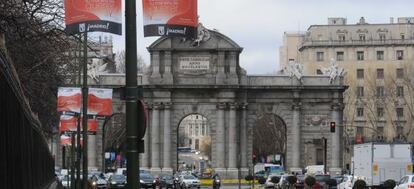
[178, 174, 201, 189]
[159, 174, 175, 189]
[265, 174, 281, 188]
[140, 173, 156, 189]
[394, 175, 414, 189]
[108, 174, 126, 189]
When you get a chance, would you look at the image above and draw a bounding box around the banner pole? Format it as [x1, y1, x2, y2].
[82, 31, 89, 189]
[125, 0, 139, 188]
[76, 33, 82, 189]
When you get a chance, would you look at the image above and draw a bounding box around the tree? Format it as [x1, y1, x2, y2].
[199, 136, 212, 159]
[115, 50, 146, 73]
[1, 0, 78, 135]
[253, 112, 286, 163]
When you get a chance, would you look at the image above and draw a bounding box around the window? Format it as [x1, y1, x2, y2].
[396, 108, 404, 117]
[338, 34, 345, 41]
[396, 50, 404, 60]
[316, 69, 323, 75]
[401, 33, 405, 40]
[377, 108, 384, 118]
[397, 126, 404, 136]
[397, 68, 404, 79]
[376, 86, 384, 97]
[379, 33, 386, 41]
[357, 51, 364, 61]
[377, 69, 384, 79]
[377, 51, 384, 60]
[357, 87, 364, 97]
[359, 34, 366, 41]
[357, 108, 364, 117]
[357, 69, 364, 79]
[317, 52, 324, 61]
[289, 59, 295, 61]
[397, 86, 404, 97]
[356, 127, 364, 136]
[337, 51, 344, 61]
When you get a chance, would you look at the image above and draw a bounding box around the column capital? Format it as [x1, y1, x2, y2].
[331, 103, 344, 111]
[163, 102, 172, 109]
[153, 102, 162, 110]
[217, 102, 226, 110]
[229, 102, 238, 110]
[240, 103, 248, 110]
[292, 102, 302, 110]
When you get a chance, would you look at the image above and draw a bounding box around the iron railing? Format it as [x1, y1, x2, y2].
[0, 48, 56, 189]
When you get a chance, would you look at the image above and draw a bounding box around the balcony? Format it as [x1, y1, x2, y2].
[299, 39, 414, 50]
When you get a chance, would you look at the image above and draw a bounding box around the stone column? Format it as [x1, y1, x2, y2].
[88, 134, 97, 169]
[162, 103, 172, 173]
[228, 103, 237, 170]
[330, 103, 343, 175]
[215, 103, 226, 172]
[240, 103, 248, 172]
[291, 102, 301, 172]
[151, 103, 161, 173]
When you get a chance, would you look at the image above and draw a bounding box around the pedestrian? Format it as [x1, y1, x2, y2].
[304, 176, 321, 189]
[352, 180, 367, 189]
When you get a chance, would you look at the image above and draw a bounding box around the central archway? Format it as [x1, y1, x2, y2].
[176, 114, 211, 175]
[253, 114, 287, 169]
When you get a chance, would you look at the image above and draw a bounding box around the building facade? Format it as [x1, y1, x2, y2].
[281, 17, 414, 169]
[178, 114, 210, 151]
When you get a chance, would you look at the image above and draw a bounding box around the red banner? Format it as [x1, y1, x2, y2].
[88, 88, 113, 116]
[58, 87, 113, 117]
[64, 0, 122, 35]
[57, 87, 81, 113]
[59, 115, 99, 135]
[142, 0, 198, 37]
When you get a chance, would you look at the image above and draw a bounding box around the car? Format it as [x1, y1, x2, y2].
[314, 174, 331, 189]
[108, 174, 126, 189]
[178, 174, 201, 189]
[255, 170, 268, 180]
[395, 175, 414, 189]
[337, 175, 356, 189]
[294, 175, 306, 189]
[140, 173, 156, 189]
[159, 174, 175, 189]
[264, 174, 281, 188]
[61, 175, 71, 189]
[276, 174, 294, 189]
[90, 174, 108, 189]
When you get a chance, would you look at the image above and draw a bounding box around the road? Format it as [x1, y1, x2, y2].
[199, 184, 259, 189]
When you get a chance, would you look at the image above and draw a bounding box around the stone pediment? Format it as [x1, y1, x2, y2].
[148, 30, 243, 52]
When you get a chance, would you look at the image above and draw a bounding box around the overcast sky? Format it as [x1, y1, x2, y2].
[104, 0, 414, 74]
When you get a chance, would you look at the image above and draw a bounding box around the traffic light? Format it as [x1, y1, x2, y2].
[330, 122, 336, 133]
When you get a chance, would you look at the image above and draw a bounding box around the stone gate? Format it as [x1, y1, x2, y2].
[61, 29, 347, 178]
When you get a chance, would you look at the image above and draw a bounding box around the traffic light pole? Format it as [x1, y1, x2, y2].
[125, 0, 140, 188]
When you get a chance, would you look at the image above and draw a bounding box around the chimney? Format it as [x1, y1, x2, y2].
[390, 17, 394, 24]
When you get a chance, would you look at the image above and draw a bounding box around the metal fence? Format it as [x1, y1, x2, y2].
[0, 49, 56, 188]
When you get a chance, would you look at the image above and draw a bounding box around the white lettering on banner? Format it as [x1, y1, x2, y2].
[179, 57, 210, 71]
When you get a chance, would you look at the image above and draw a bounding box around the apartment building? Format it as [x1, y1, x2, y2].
[281, 17, 414, 145]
